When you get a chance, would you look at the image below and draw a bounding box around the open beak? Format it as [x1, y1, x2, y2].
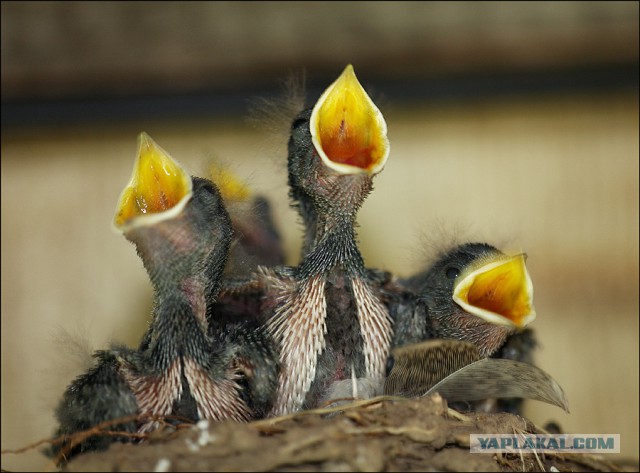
[113, 132, 193, 232]
[452, 253, 536, 329]
[310, 64, 389, 175]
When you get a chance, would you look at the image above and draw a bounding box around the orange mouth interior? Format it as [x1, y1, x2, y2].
[453, 254, 535, 328]
[311, 65, 389, 174]
[114, 132, 192, 229]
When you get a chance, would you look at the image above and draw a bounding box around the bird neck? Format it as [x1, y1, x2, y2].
[126, 209, 230, 368]
[289, 186, 319, 257]
[428, 304, 514, 358]
[298, 217, 365, 279]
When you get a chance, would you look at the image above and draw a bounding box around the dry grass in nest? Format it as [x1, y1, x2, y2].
[4, 394, 631, 472]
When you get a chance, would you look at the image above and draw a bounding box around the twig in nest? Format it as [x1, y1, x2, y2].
[344, 425, 440, 444]
[317, 397, 359, 408]
[1, 438, 62, 456]
[446, 407, 472, 423]
[279, 433, 328, 456]
[250, 395, 404, 430]
[1, 412, 195, 469]
[53, 414, 149, 465]
[511, 425, 540, 472]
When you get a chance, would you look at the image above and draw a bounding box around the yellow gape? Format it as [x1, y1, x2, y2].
[310, 64, 389, 175]
[453, 253, 536, 328]
[113, 132, 192, 232]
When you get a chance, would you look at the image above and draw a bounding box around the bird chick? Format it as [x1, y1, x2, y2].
[259, 65, 393, 415]
[381, 242, 538, 415]
[51, 133, 279, 460]
[112, 133, 259, 429]
[208, 162, 285, 278]
[393, 242, 535, 358]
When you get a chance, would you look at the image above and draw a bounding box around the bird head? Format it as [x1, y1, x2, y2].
[287, 65, 389, 219]
[415, 243, 536, 357]
[113, 133, 233, 299]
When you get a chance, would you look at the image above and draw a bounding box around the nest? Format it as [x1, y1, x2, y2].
[58, 395, 627, 472]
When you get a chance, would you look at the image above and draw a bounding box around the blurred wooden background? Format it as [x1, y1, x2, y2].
[2, 2, 638, 471]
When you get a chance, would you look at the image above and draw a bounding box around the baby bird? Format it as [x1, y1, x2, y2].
[322, 245, 563, 413]
[392, 242, 536, 358]
[50, 134, 279, 460]
[208, 162, 285, 277]
[241, 65, 393, 415]
[381, 242, 538, 414]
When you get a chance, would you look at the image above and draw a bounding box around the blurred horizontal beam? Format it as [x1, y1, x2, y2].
[2, 2, 638, 101]
[2, 62, 638, 129]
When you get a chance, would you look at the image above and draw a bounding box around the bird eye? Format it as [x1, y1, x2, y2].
[291, 117, 308, 130]
[446, 267, 460, 279]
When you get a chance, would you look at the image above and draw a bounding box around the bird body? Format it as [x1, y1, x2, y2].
[263, 65, 393, 415]
[262, 262, 391, 412]
[381, 242, 540, 415]
[51, 134, 279, 460]
[318, 336, 567, 415]
[51, 350, 139, 458]
[112, 135, 255, 430]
